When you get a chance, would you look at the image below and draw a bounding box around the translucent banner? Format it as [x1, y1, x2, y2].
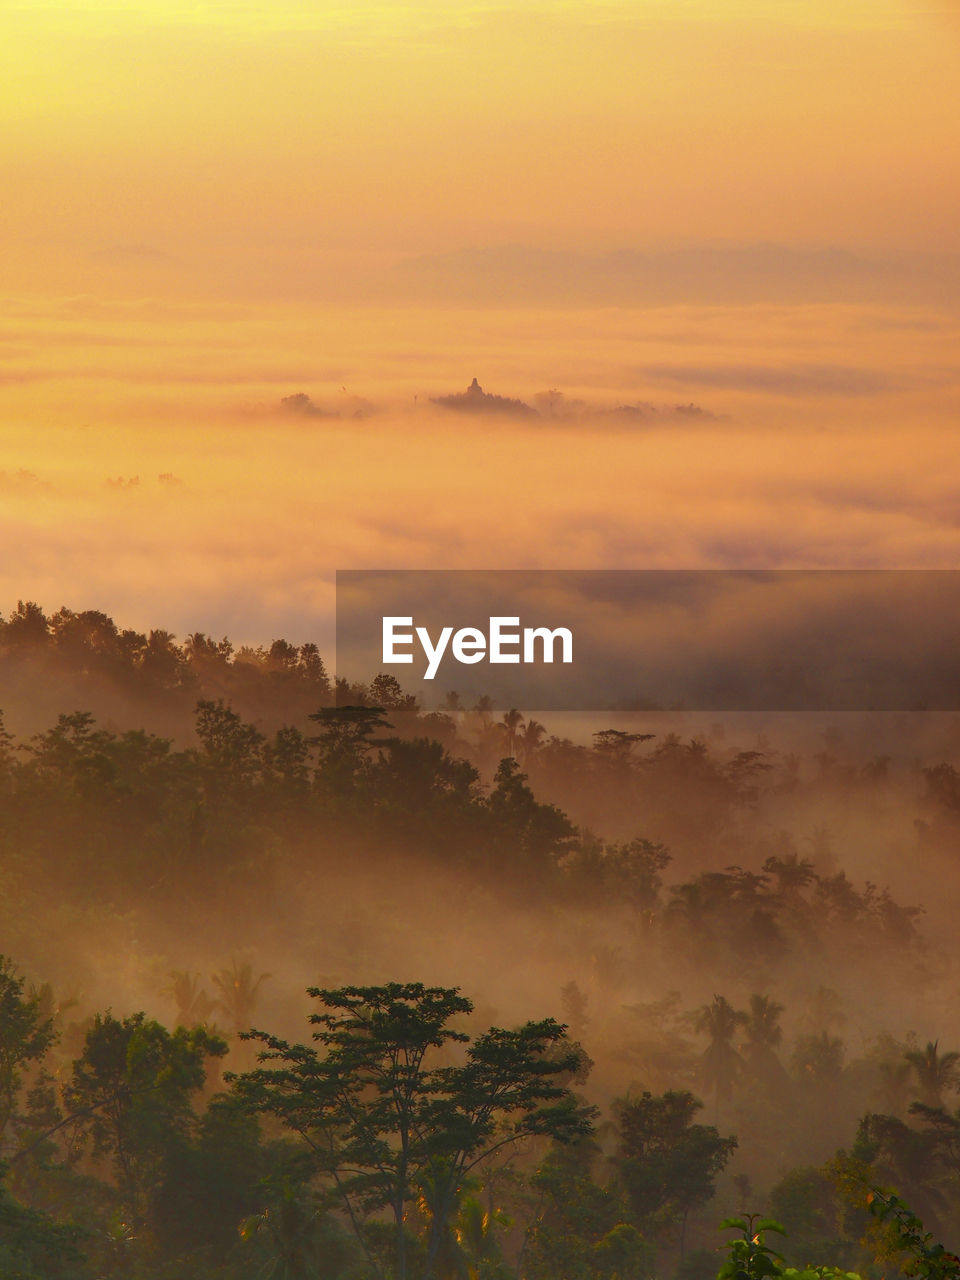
[335, 570, 960, 711]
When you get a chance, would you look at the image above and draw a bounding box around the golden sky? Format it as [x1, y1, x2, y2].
[1, 1, 959, 646]
[2, 0, 960, 303]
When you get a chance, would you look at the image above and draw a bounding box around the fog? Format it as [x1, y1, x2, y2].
[1, 298, 959, 653]
[4, 293, 960, 1262]
[3, 0, 959, 1270]
[6, 681, 960, 1200]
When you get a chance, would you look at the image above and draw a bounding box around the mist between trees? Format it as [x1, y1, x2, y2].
[4, 602, 960, 1277]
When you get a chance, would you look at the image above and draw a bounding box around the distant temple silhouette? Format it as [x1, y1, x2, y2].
[431, 378, 536, 416]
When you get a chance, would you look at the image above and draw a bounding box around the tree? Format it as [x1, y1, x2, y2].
[5, 601, 50, 649]
[695, 996, 743, 1120]
[296, 643, 332, 698]
[141, 628, 185, 688]
[762, 852, 816, 900]
[792, 1032, 844, 1086]
[499, 709, 525, 758]
[194, 698, 265, 792]
[592, 730, 655, 768]
[487, 759, 576, 885]
[905, 1042, 960, 1110]
[740, 995, 786, 1092]
[163, 970, 216, 1028]
[0, 710, 14, 781]
[453, 1192, 512, 1280]
[613, 1090, 737, 1255]
[560, 982, 591, 1041]
[523, 1139, 648, 1280]
[0, 957, 55, 1152]
[369, 674, 414, 710]
[366, 737, 482, 850]
[263, 724, 312, 798]
[233, 982, 593, 1280]
[211, 958, 272, 1036]
[64, 1012, 227, 1229]
[239, 1174, 360, 1280]
[0, 1171, 87, 1280]
[309, 706, 392, 800]
[518, 719, 547, 765]
[766, 1167, 858, 1270]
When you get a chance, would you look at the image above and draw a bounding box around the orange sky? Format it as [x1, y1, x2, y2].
[1, 1, 959, 645]
[2, 0, 960, 303]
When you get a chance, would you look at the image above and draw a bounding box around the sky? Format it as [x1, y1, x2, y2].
[1, 0, 958, 649]
[3, 0, 960, 296]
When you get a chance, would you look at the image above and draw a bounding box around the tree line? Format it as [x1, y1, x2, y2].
[2, 601, 960, 1275]
[4, 960, 960, 1280]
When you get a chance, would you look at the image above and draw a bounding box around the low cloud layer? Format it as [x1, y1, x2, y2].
[0, 296, 958, 659]
[396, 244, 960, 309]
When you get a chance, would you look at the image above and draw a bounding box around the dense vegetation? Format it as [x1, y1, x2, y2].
[3, 601, 960, 1278]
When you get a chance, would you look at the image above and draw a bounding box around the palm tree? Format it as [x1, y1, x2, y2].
[559, 980, 590, 1040]
[416, 1161, 510, 1280]
[518, 719, 546, 765]
[163, 970, 216, 1027]
[211, 959, 271, 1036]
[792, 1031, 844, 1085]
[762, 852, 816, 899]
[904, 1040, 960, 1109]
[664, 883, 714, 963]
[141, 628, 183, 687]
[694, 995, 742, 1120]
[183, 632, 216, 664]
[499, 709, 525, 758]
[240, 1179, 324, 1279]
[455, 1195, 511, 1280]
[740, 994, 786, 1090]
[442, 691, 463, 717]
[742, 994, 783, 1047]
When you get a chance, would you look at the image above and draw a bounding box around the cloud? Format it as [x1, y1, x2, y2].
[0, 469, 51, 494]
[89, 242, 179, 266]
[396, 244, 960, 308]
[2, 405, 960, 667]
[0, 294, 957, 661]
[641, 362, 896, 396]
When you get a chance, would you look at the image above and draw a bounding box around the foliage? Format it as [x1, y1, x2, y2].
[863, 1187, 960, 1280]
[0, 599, 957, 1280]
[0, 1167, 87, 1280]
[232, 982, 594, 1280]
[522, 1140, 650, 1280]
[64, 1012, 227, 1229]
[0, 957, 55, 1150]
[718, 1216, 864, 1280]
[614, 1091, 737, 1240]
[717, 1216, 789, 1280]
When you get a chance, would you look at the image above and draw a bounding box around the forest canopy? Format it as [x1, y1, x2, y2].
[2, 602, 960, 1278]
